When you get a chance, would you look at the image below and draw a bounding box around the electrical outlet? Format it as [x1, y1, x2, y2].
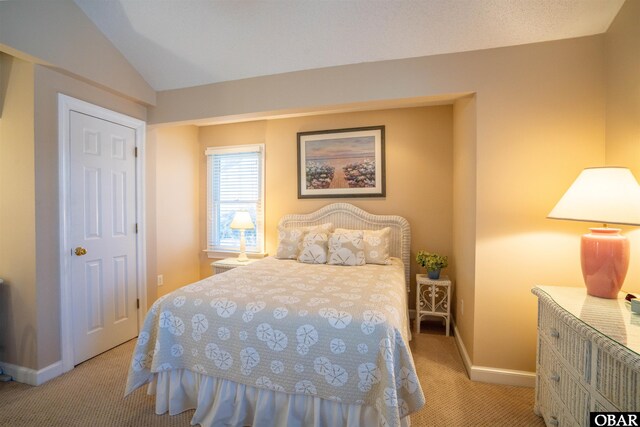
[157, 275, 164, 286]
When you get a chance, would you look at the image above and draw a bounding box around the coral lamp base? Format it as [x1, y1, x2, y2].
[581, 228, 629, 299]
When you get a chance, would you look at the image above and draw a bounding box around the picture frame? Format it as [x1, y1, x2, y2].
[297, 126, 385, 199]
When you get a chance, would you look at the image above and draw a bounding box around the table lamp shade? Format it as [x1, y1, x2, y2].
[548, 167, 640, 226]
[548, 167, 640, 298]
[230, 211, 255, 230]
[230, 211, 254, 262]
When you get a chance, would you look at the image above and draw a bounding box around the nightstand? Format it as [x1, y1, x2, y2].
[415, 274, 452, 336]
[211, 257, 258, 274]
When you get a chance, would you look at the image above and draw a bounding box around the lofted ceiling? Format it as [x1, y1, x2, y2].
[74, 0, 625, 92]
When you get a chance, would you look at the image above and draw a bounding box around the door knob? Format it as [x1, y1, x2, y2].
[75, 247, 87, 256]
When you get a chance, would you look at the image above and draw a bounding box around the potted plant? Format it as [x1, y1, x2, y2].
[416, 251, 448, 280]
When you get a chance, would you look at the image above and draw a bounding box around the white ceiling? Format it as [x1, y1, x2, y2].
[74, 0, 625, 92]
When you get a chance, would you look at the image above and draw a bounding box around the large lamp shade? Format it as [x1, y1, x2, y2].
[548, 167, 640, 298]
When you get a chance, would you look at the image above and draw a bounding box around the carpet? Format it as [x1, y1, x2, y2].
[0, 329, 543, 426]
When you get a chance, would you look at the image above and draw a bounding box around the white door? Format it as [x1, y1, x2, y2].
[69, 110, 139, 365]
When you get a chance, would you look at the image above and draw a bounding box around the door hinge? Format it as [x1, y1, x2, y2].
[134, 147, 138, 157]
[136, 298, 140, 309]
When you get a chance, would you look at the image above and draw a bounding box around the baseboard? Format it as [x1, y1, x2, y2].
[0, 360, 63, 386]
[452, 319, 473, 376]
[469, 365, 536, 387]
[452, 320, 536, 388]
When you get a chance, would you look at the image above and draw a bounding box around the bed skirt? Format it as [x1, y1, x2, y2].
[148, 369, 412, 427]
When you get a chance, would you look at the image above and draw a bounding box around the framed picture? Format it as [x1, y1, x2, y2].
[297, 126, 385, 199]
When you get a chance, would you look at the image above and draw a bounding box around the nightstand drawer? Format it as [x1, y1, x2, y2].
[539, 300, 591, 381]
[213, 265, 235, 274]
[211, 258, 259, 275]
[539, 339, 590, 426]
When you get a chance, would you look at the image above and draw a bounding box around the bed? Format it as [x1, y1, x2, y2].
[126, 203, 425, 427]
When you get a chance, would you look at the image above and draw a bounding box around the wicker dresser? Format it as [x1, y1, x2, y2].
[532, 286, 640, 426]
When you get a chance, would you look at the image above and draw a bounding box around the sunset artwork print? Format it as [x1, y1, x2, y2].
[297, 126, 385, 198]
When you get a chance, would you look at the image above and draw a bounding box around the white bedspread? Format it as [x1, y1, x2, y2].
[126, 257, 425, 427]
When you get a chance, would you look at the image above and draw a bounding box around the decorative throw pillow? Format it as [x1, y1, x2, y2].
[297, 231, 329, 264]
[363, 227, 391, 265]
[328, 230, 365, 266]
[335, 228, 391, 265]
[276, 223, 334, 259]
[275, 228, 305, 259]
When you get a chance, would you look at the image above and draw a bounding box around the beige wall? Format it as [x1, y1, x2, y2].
[0, 0, 155, 105]
[154, 35, 607, 374]
[25, 65, 146, 370]
[145, 130, 158, 307]
[198, 107, 454, 303]
[0, 55, 37, 369]
[604, 0, 640, 289]
[470, 38, 605, 369]
[153, 125, 201, 297]
[452, 96, 477, 359]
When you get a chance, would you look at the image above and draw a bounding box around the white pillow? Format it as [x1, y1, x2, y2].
[363, 228, 391, 265]
[276, 223, 333, 259]
[328, 230, 365, 266]
[297, 231, 328, 264]
[335, 227, 391, 265]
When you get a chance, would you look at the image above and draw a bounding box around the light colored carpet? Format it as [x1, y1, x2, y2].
[0, 327, 544, 426]
[408, 326, 544, 426]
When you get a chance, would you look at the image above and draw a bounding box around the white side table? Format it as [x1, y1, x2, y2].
[415, 274, 452, 336]
[211, 257, 258, 274]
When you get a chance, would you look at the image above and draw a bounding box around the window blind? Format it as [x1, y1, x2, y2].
[206, 145, 264, 253]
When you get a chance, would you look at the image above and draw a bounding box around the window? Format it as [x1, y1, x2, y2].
[206, 144, 264, 255]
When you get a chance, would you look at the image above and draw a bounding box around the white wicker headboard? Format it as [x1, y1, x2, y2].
[278, 203, 411, 291]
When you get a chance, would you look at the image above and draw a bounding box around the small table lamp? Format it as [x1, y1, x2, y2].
[548, 167, 640, 298]
[230, 211, 255, 262]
